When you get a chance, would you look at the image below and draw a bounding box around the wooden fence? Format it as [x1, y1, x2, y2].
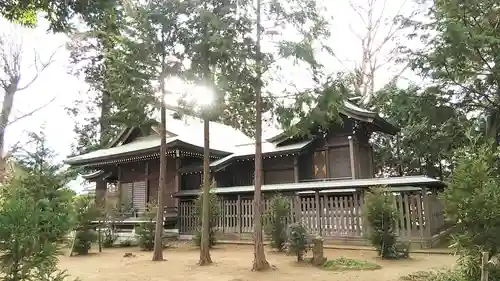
[178, 189, 445, 243]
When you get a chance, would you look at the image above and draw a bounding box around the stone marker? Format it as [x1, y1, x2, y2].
[311, 235, 327, 266]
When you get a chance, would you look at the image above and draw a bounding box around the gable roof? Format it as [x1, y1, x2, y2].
[267, 100, 399, 143]
[65, 100, 398, 167]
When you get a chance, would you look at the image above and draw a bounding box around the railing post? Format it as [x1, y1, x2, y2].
[237, 195, 242, 233]
[315, 190, 322, 235]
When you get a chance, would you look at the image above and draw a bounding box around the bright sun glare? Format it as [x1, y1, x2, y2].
[164, 76, 214, 108]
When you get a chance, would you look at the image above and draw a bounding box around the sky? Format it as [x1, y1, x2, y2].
[0, 0, 421, 192]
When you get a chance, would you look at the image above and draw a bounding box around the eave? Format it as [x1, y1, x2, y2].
[65, 139, 229, 167]
[173, 176, 445, 197]
[266, 100, 400, 142]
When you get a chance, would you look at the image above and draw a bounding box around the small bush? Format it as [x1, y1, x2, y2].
[192, 184, 220, 248]
[264, 194, 290, 251]
[119, 239, 134, 247]
[400, 269, 466, 281]
[363, 187, 407, 259]
[135, 202, 157, 251]
[287, 223, 310, 261]
[72, 195, 100, 255]
[102, 227, 118, 248]
[73, 229, 98, 255]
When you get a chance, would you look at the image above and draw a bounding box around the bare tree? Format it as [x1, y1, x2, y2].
[349, 0, 414, 103]
[0, 26, 57, 176]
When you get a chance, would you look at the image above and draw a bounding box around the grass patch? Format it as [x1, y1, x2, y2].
[304, 257, 381, 271]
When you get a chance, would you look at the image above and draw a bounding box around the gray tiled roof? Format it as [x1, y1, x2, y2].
[173, 176, 445, 196]
[65, 108, 308, 165]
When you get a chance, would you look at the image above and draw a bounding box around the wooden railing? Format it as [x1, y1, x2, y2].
[178, 189, 446, 242]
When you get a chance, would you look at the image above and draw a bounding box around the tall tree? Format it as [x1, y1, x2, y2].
[197, 0, 213, 266]
[67, 1, 155, 154]
[117, 0, 196, 261]
[252, 0, 269, 271]
[248, 0, 339, 271]
[370, 83, 473, 178]
[403, 0, 500, 146]
[0, 22, 57, 177]
[0, 0, 116, 32]
[348, 0, 415, 102]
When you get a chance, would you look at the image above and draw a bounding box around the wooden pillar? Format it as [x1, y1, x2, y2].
[360, 189, 368, 236]
[356, 144, 361, 178]
[237, 194, 242, 233]
[220, 195, 225, 234]
[315, 190, 322, 235]
[117, 164, 122, 211]
[368, 145, 374, 177]
[422, 186, 431, 237]
[174, 157, 181, 208]
[293, 155, 299, 183]
[348, 136, 356, 179]
[145, 161, 149, 203]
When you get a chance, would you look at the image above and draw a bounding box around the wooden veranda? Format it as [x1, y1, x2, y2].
[176, 176, 448, 249]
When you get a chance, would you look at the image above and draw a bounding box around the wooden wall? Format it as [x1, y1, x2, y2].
[116, 158, 177, 210]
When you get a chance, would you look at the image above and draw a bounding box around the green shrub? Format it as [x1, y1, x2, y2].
[443, 143, 500, 280]
[100, 202, 122, 248]
[192, 185, 220, 248]
[72, 195, 100, 255]
[400, 269, 466, 281]
[363, 187, 407, 259]
[264, 194, 290, 251]
[135, 202, 157, 251]
[287, 223, 310, 261]
[73, 229, 98, 254]
[102, 227, 118, 248]
[0, 131, 75, 281]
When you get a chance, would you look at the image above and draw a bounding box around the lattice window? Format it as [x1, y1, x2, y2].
[313, 151, 327, 179]
[120, 181, 146, 215]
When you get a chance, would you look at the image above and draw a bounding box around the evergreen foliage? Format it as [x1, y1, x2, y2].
[135, 202, 159, 251]
[0, 131, 75, 280]
[363, 187, 408, 259]
[193, 185, 220, 248]
[444, 141, 500, 280]
[264, 194, 290, 251]
[72, 195, 100, 255]
[287, 223, 310, 262]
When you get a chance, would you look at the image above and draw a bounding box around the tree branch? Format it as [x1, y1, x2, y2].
[17, 46, 61, 91]
[6, 95, 58, 127]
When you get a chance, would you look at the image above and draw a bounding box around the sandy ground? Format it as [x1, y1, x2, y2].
[59, 244, 457, 281]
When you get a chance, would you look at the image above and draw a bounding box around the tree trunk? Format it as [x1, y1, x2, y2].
[252, 0, 271, 271]
[0, 84, 16, 173]
[99, 91, 111, 143]
[198, 0, 213, 265]
[152, 73, 167, 262]
[486, 109, 499, 151]
[199, 118, 213, 265]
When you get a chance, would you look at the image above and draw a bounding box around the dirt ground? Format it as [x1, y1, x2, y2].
[59, 244, 457, 281]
